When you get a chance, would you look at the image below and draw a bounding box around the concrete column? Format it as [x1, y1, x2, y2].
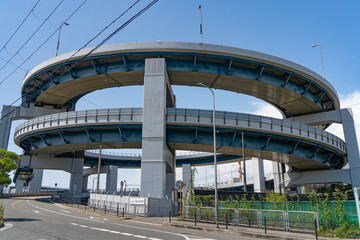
[272, 162, 285, 193]
[82, 175, 88, 192]
[106, 165, 118, 194]
[69, 158, 84, 196]
[28, 169, 43, 193]
[15, 180, 25, 193]
[253, 158, 266, 193]
[182, 164, 192, 197]
[0, 105, 15, 150]
[140, 58, 175, 199]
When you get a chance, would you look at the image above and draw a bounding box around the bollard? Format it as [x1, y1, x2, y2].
[71, 200, 73, 207]
[104, 205, 107, 214]
[169, 210, 172, 223]
[117, 203, 119, 217]
[264, 217, 267, 234]
[94, 204, 96, 212]
[226, 214, 228, 230]
[122, 207, 125, 217]
[195, 211, 197, 226]
[314, 219, 318, 240]
[85, 204, 87, 211]
[78, 201, 80, 208]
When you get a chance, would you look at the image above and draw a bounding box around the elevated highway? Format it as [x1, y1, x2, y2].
[2, 42, 358, 209]
[14, 108, 345, 170]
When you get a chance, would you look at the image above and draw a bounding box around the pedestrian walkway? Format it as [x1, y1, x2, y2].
[59, 202, 342, 240]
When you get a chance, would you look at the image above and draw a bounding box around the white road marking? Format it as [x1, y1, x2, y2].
[60, 210, 71, 213]
[133, 235, 147, 239]
[27, 200, 202, 240]
[70, 223, 79, 226]
[32, 210, 39, 213]
[103, 218, 109, 221]
[0, 223, 13, 232]
[109, 230, 121, 234]
[148, 238, 163, 240]
[121, 232, 133, 236]
[79, 225, 88, 228]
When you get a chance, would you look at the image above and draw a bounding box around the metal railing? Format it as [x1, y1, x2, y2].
[183, 206, 319, 233]
[14, 107, 346, 154]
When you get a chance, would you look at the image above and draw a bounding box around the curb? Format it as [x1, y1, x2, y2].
[0, 222, 4, 228]
[162, 222, 316, 240]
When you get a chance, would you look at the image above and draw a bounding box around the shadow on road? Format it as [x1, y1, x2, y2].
[4, 218, 40, 222]
[34, 197, 54, 204]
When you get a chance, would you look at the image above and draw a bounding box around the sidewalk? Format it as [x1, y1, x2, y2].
[58, 203, 342, 240]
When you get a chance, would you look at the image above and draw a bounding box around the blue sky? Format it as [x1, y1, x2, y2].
[1, 0, 360, 189]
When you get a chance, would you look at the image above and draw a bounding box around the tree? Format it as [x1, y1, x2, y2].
[0, 148, 20, 186]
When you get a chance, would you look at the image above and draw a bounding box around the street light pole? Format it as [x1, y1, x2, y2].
[198, 82, 219, 228]
[198, 5, 203, 44]
[96, 145, 102, 193]
[312, 44, 325, 78]
[56, 22, 69, 56]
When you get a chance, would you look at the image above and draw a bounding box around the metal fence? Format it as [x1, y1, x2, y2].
[183, 206, 318, 233]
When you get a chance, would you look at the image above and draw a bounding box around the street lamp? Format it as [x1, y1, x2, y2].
[56, 22, 69, 56]
[312, 44, 326, 78]
[197, 82, 219, 228]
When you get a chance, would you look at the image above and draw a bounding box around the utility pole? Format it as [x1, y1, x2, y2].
[96, 145, 102, 193]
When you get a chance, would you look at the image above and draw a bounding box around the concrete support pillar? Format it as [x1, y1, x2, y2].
[106, 165, 118, 194]
[15, 180, 25, 193]
[69, 158, 84, 196]
[0, 105, 15, 150]
[28, 169, 43, 193]
[182, 164, 192, 197]
[140, 58, 175, 199]
[253, 158, 266, 193]
[82, 175, 88, 192]
[272, 162, 285, 193]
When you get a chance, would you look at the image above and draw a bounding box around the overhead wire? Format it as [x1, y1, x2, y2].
[0, 0, 64, 73]
[0, 0, 41, 54]
[0, 0, 158, 121]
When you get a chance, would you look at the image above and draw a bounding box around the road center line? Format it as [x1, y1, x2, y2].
[11, 200, 24, 209]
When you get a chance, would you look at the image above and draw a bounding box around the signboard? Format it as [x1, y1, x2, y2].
[130, 198, 146, 205]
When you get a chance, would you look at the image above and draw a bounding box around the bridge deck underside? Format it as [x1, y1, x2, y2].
[22, 51, 338, 119]
[16, 124, 344, 171]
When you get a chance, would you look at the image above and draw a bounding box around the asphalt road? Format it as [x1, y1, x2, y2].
[0, 196, 257, 240]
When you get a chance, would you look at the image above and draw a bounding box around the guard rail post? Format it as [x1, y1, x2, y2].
[195, 211, 197, 226]
[264, 217, 267, 234]
[226, 214, 228, 230]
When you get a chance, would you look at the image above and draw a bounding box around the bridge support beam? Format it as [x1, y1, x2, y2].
[140, 58, 176, 199]
[28, 169, 43, 193]
[69, 158, 84, 196]
[106, 165, 118, 194]
[182, 164, 193, 196]
[253, 158, 266, 193]
[0, 104, 65, 150]
[272, 162, 286, 193]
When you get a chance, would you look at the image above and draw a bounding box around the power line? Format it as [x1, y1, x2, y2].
[1, 0, 158, 121]
[0, 0, 64, 73]
[0, 0, 41, 54]
[0, 0, 87, 87]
